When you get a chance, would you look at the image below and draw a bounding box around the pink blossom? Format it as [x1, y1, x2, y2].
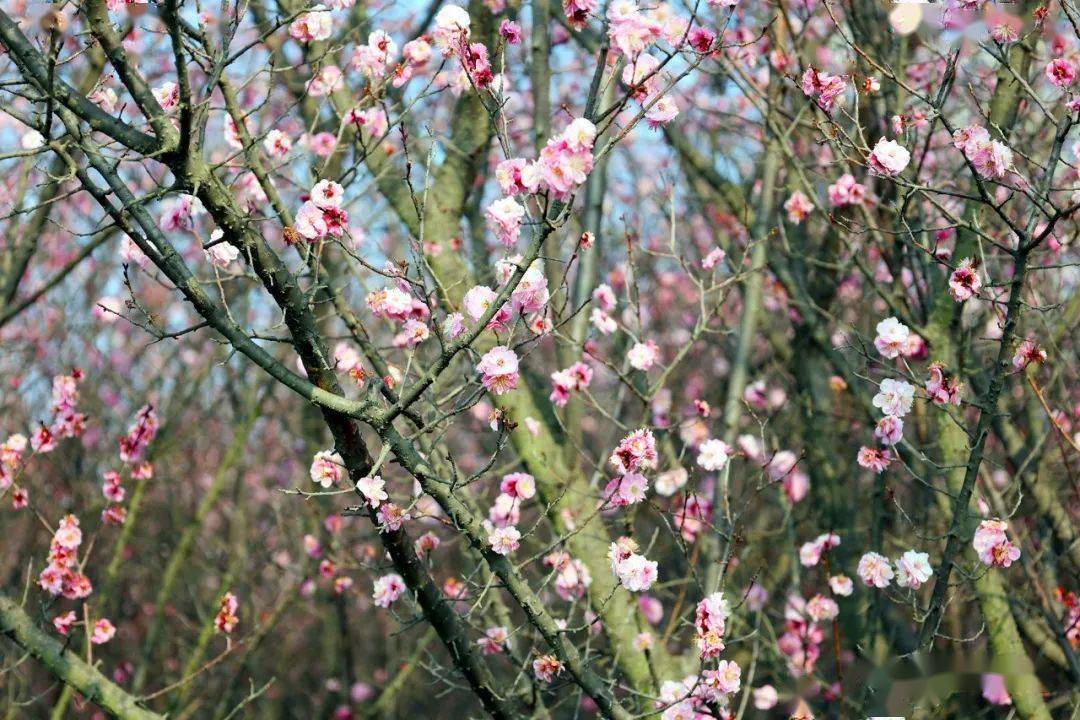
[829, 575, 854, 596]
[874, 316, 911, 358]
[867, 138, 911, 177]
[477, 626, 508, 654]
[982, 674, 1013, 705]
[894, 549, 933, 589]
[91, 619, 116, 644]
[610, 428, 658, 473]
[476, 346, 520, 395]
[495, 159, 541, 196]
[289, 6, 333, 42]
[532, 655, 562, 683]
[372, 573, 406, 607]
[627, 340, 660, 370]
[488, 525, 521, 555]
[857, 551, 895, 588]
[563, 0, 599, 30]
[857, 446, 892, 473]
[874, 415, 904, 446]
[925, 363, 962, 405]
[784, 191, 813, 223]
[873, 378, 915, 417]
[1013, 339, 1047, 370]
[1046, 58, 1077, 89]
[310, 450, 344, 488]
[696, 438, 729, 472]
[827, 173, 867, 207]
[355, 475, 388, 507]
[973, 519, 1021, 567]
[499, 472, 536, 499]
[53, 611, 76, 635]
[214, 592, 239, 633]
[484, 197, 525, 247]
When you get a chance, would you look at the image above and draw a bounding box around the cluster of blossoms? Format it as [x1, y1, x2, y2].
[801, 68, 848, 112]
[38, 515, 93, 601]
[952, 124, 1014, 180]
[777, 594, 832, 677]
[621, 52, 680, 129]
[461, 255, 551, 338]
[856, 549, 933, 589]
[972, 519, 1022, 568]
[826, 173, 868, 208]
[655, 663, 741, 720]
[118, 404, 159, 464]
[925, 363, 962, 406]
[288, 5, 332, 43]
[694, 591, 731, 659]
[608, 536, 658, 592]
[2, 371, 88, 508]
[544, 551, 593, 601]
[489, 116, 596, 244]
[214, 591, 240, 634]
[549, 361, 593, 407]
[366, 279, 431, 350]
[293, 180, 349, 242]
[602, 428, 660, 508]
[948, 258, 982, 302]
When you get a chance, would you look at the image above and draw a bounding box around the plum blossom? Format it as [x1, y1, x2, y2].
[857, 551, 895, 588]
[874, 415, 904, 446]
[433, 4, 470, 53]
[214, 592, 240, 633]
[799, 533, 841, 567]
[477, 626, 508, 655]
[609, 537, 658, 591]
[696, 438, 730, 472]
[973, 519, 1021, 568]
[1012, 339, 1047, 370]
[827, 174, 867, 207]
[91, 619, 116, 645]
[784, 191, 813, 224]
[694, 591, 730, 659]
[289, 5, 332, 42]
[894, 550, 933, 589]
[610, 428, 657, 473]
[829, 575, 854, 596]
[356, 475, 388, 507]
[310, 450, 344, 487]
[533, 655, 562, 683]
[867, 138, 911, 177]
[873, 378, 915, 417]
[602, 472, 648, 506]
[1046, 58, 1077, 88]
[476, 346, 520, 395]
[925, 363, 962, 405]
[373, 573, 406, 607]
[485, 197, 525, 246]
[857, 446, 891, 473]
[801, 68, 847, 112]
[753, 685, 779, 710]
[874, 316, 911, 358]
[488, 525, 521, 555]
[627, 340, 660, 370]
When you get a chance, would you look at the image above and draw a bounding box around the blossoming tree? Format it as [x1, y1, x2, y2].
[0, 0, 1078, 717]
